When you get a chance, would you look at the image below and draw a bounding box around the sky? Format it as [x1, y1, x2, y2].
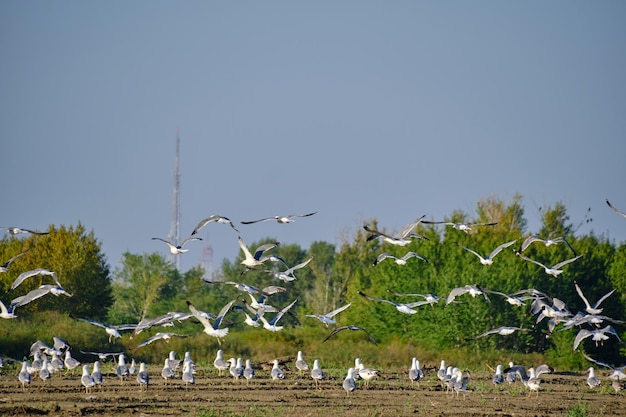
[2, 1, 625, 275]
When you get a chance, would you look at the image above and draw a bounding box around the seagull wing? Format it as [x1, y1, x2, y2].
[374, 253, 395, 265]
[574, 283, 593, 311]
[240, 217, 274, 225]
[212, 299, 237, 329]
[573, 329, 592, 351]
[446, 286, 469, 305]
[325, 303, 352, 318]
[458, 244, 485, 261]
[179, 237, 202, 248]
[606, 199, 626, 219]
[594, 289, 616, 309]
[489, 239, 517, 259]
[396, 215, 426, 238]
[152, 237, 176, 250]
[252, 241, 280, 261]
[552, 255, 583, 269]
[1, 247, 31, 270]
[270, 299, 297, 326]
[517, 253, 549, 269]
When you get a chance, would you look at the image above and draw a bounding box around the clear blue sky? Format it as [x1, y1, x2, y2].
[2, 1, 625, 273]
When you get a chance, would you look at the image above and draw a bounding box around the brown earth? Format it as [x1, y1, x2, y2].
[0, 365, 624, 417]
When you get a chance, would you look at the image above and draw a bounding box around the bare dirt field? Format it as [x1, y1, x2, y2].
[0, 365, 624, 417]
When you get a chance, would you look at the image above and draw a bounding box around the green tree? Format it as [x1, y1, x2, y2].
[0, 223, 113, 319]
[108, 252, 176, 323]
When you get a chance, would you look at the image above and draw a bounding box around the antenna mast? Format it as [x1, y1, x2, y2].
[167, 129, 181, 270]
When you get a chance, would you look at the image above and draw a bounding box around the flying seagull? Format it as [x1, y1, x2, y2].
[363, 215, 428, 246]
[421, 220, 497, 233]
[475, 326, 531, 338]
[10, 284, 72, 311]
[10, 268, 62, 291]
[322, 325, 378, 346]
[134, 332, 189, 349]
[241, 211, 317, 225]
[517, 235, 577, 256]
[373, 251, 427, 266]
[301, 303, 352, 326]
[358, 291, 428, 314]
[573, 325, 621, 351]
[191, 214, 239, 234]
[266, 256, 314, 282]
[237, 236, 285, 269]
[1, 227, 49, 236]
[259, 299, 298, 332]
[186, 299, 236, 345]
[457, 239, 517, 265]
[152, 237, 202, 255]
[74, 317, 137, 343]
[606, 198, 626, 219]
[517, 253, 583, 277]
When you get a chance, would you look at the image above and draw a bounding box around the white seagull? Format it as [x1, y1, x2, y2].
[237, 236, 284, 269]
[503, 364, 552, 396]
[75, 317, 137, 343]
[573, 325, 621, 351]
[241, 211, 317, 225]
[301, 303, 352, 326]
[343, 367, 357, 397]
[191, 214, 239, 234]
[267, 256, 314, 282]
[421, 220, 497, 233]
[271, 359, 285, 380]
[358, 291, 425, 315]
[81, 365, 96, 393]
[517, 253, 583, 277]
[10, 284, 72, 311]
[574, 282, 615, 315]
[10, 268, 62, 290]
[187, 299, 236, 344]
[152, 237, 202, 255]
[475, 326, 531, 338]
[295, 351, 309, 373]
[518, 235, 577, 256]
[409, 357, 424, 386]
[259, 299, 297, 332]
[1, 227, 49, 236]
[134, 332, 189, 349]
[213, 349, 230, 376]
[243, 359, 255, 385]
[311, 359, 324, 389]
[373, 251, 427, 266]
[457, 239, 517, 265]
[136, 362, 149, 391]
[446, 285, 491, 305]
[363, 215, 428, 247]
[586, 367, 601, 388]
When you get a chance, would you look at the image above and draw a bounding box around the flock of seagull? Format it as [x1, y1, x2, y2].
[1, 200, 626, 397]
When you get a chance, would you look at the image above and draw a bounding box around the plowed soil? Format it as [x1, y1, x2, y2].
[0, 365, 624, 416]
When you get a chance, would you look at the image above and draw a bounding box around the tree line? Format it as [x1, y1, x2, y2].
[1, 196, 625, 367]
